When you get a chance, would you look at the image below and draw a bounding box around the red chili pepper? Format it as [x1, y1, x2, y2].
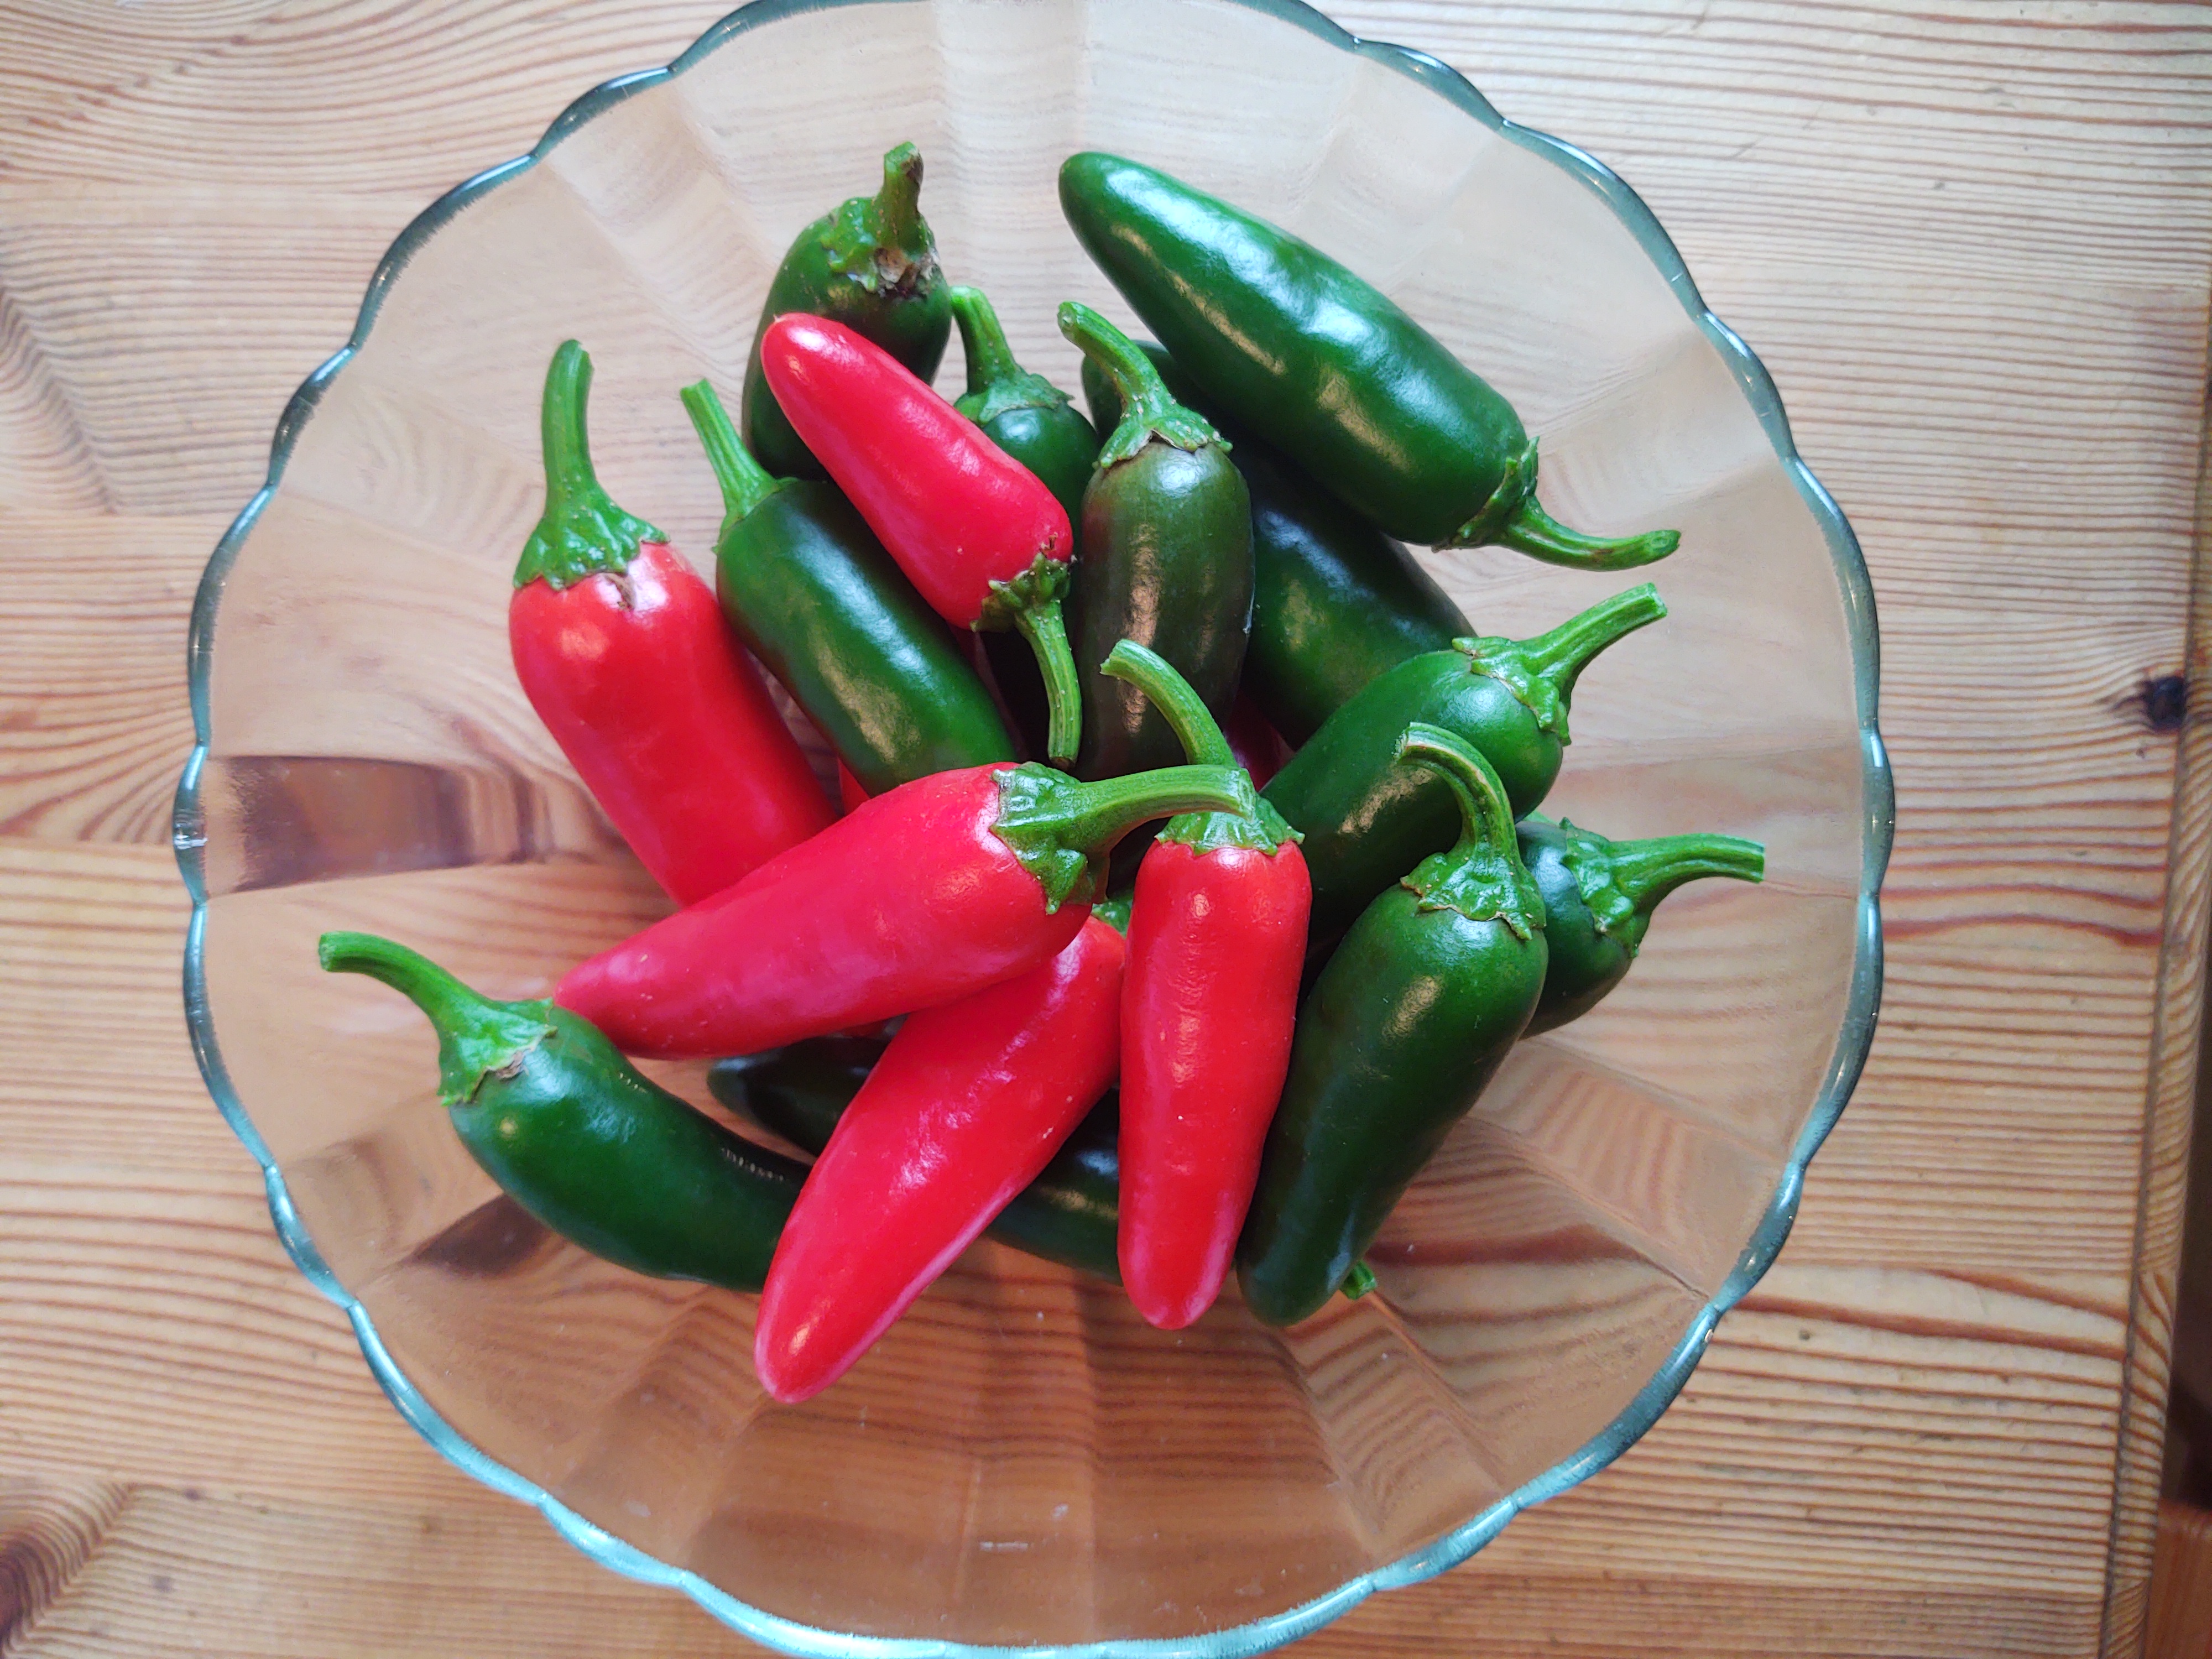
[754, 915, 1125, 1402]
[1102, 643, 1310, 1329]
[555, 749, 1245, 1058]
[510, 341, 832, 905]
[835, 759, 869, 815]
[758, 314, 1085, 764]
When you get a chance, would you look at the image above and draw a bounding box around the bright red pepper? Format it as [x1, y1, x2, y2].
[754, 915, 1125, 1402]
[555, 751, 1245, 1058]
[758, 314, 1086, 764]
[1102, 643, 1310, 1329]
[510, 341, 832, 905]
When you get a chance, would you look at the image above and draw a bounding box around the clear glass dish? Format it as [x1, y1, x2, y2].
[173, 0, 1892, 1651]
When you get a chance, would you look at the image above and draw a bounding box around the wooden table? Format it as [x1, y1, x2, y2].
[3, 2, 2208, 1653]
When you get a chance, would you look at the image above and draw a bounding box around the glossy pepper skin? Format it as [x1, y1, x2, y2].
[509, 343, 832, 905]
[755, 916, 1126, 1402]
[1238, 727, 1548, 1326]
[761, 314, 1084, 762]
[1519, 816, 1765, 1034]
[1102, 643, 1309, 1330]
[1058, 153, 1679, 568]
[681, 381, 1014, 795]
[709, 1041, 1125, 1283]
[320, 934, 803, 1289]
[556, 754, 1248, 1058]
[1060, 302, 1253, 782]
[741, 142, 951, 481]
[1082, 339, 1470, 745]
[1266, 583, 1666, 953]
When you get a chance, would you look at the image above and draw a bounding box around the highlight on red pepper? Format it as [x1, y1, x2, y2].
[555, 734, 1250, 1058]
[754, 915, 1126, 1402]
[508, 341, 834, 904]
[1100, 642, 1310, 1329]
[757, 313, 1086, 763]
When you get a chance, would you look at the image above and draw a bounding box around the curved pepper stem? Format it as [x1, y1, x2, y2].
[1100, 640, 1297, 853]
[317, 932, 551, 1107]
[1568, 828, 1764, 952]
[1501, 496, 1681, 571]
[870, 141, 926, 253]
[515, 341, 665, 591]
[1457, 582, 1666, 743]
[681, 379, 784, 531]
[991, 760, 1254, 911]
[1009, 591, 1084, 765]
[1395, 724, 1545, 938]
[1058, 301, 1222, 466]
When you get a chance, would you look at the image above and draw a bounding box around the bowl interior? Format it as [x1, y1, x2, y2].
[186, 0, 1874, 1646]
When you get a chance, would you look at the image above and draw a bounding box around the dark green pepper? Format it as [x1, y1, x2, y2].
[1082, 340, 1470, 747]
[952, 285, 1102, 760]
[1520, 815, 1765, 1034]
[684, 380, 1014, 795]
[1058, 152, 1679, 567]
[709, 1039, 1124, 1284]
[1058, 301, 1252, 781]
[320, 933, 802, 1290]
[1265, 583, 1666, 951]
[1238, 725, 1548, 1327]
[741, 142, 952, 479]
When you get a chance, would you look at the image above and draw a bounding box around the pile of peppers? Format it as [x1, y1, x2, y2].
[323, 146, 1767, 1402]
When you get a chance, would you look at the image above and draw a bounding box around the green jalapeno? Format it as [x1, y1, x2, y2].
[1519, 815, 1765, 1033]
[709, 1040, 1124, 1284]
[1057, 302, 1252, 781]
[1265, 584, 1666, 952]
[320, 933, 802, 1290]
[952, 286, 1102, 760]
[1082, 340, 1470, 747]
[742, 142, 952, 479]
[1058, 152, 1678, 567]
[1238, 726, 1548, 1327]
[684, 380, 1014, 795]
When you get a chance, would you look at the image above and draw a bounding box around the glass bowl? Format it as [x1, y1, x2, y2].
[174, 0, 1891, 1651]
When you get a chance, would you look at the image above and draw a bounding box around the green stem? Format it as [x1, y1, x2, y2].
[1057, 301, 1220, 465]
[1099, 640, 1235, 767]
[871, 141, 926, 250]
[681, 379, 782, 526]
[951, 285, 1022, 396]
[1606, 833, 1765, 914]
[1014, 598, 1083, 764]
[991, 761, 1253, 911]
[1397, 725, 1521, 867]
[1499, 497, 1681, 572]
[1340, 1261, 1378, 1300]
[1520, 581, 1668, 705]
[317, 932, 549, 1106]
[514, 340, 664, 590]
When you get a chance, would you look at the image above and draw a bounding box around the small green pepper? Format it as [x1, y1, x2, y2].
[1059, 153, 1678, 567]
[1058, 301, 1253, 781]
[320, 933, 803, 1290]
[709, 1040, 1124, 1284]
[1238, 726, 1548, 1327]
[1519, 815, 1765, 1033]
[1082, 340, 1472, 746]
[684, 380, 1014, 795]
[1265, 583, 1666, 951]
[742, 142, 952, 479]
[952, 285, 1102, 760]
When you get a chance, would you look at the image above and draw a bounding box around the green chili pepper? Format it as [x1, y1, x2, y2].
[1237, 726, 1548, 1327]
[709, 1040, 1124, 1284]
[1083, 340, 1470, 747]
[951, 285, 1102, 760]
[683, 380, 1014, 795]
[1059, 153, 1679, 567]
[1265, 583, 1665, 952]
[1519, 815, 1765, 1034]
[1057, 301, 1253, 781]
[741, 142, 952, 480]
[320, 933, 802, 1290]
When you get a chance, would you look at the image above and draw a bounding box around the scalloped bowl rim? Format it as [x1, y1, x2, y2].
[171, 1, 1895, 1652]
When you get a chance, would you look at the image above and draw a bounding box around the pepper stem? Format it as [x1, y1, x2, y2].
[1013, 598, 1084, 764]
[514, 341, 665, 591]
[1100, 640, 1235, 768]
[951, 285, 1022, 397]
[1607, 833, 1765, 914]
[1500, 497, 1682, 571]
[1521, 581, 1668, 706]
[870, 142, 926, 252]
[991, 761, 1254, 912]
[1058, 301, 1221, 465]
[1400, 725, 1521, 868]
[317, 932, 550, 1107]
[1341, 1261, 1378, 1300]
[681, 379, 782, 529]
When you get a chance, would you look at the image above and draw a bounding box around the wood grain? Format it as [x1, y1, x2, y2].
[1, 0, 2208, 1655]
